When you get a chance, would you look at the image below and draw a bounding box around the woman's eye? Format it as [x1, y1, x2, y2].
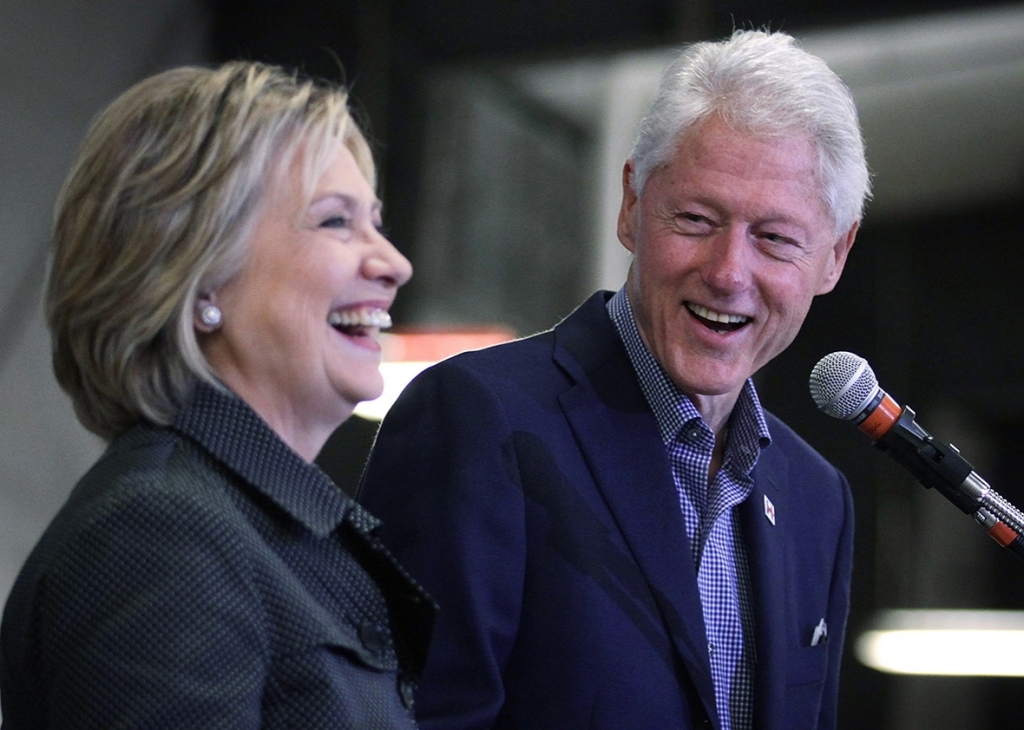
[321, 215, 352, 229]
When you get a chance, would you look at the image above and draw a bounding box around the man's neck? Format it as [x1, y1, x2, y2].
[687, 390, 740, 436]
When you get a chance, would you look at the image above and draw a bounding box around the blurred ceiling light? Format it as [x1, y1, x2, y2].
[355, 328, 516, 421]
[856, 609, 1024, 676]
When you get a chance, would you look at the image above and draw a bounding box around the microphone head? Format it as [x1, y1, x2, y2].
[809, 351, 880, 420]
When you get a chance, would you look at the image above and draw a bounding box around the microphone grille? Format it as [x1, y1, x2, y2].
[809, 351, 879, 420]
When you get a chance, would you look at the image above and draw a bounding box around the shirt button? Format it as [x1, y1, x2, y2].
[359, 621, 388, 654]
[687, 427, 703, 441]
[708, 642, 715, 654]
[399, 674, 416, 709]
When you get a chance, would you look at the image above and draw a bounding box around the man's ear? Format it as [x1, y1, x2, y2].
[816, 220, 859, 295]
[617, 159, 640, 254]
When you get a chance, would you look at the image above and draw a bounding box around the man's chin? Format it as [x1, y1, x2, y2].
[665, 361, 751, 401]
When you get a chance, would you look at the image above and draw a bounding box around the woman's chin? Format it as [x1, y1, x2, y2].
[337, 374, 385, 414]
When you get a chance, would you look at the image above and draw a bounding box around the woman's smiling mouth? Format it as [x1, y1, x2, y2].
[328, 307, 393, 336]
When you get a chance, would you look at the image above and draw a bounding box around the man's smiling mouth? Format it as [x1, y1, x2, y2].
[686, 302, 750, 334]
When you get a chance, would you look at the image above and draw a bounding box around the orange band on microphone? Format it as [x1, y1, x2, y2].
[857, 393, 901, 440]
[987, 522, 1018, 547]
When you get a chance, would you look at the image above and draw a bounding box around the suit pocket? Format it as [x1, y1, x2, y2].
[265, 632, 407, 727]
[786, 642, 829, 687]
[275, 606, 400, 674]
[319, 620, 400, 673]
[778, 644, 830, 728]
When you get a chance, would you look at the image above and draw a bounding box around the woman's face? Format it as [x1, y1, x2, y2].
[200, 142, 412, 461]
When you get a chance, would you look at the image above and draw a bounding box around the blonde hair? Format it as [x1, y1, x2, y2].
[47, 61, 375, 440]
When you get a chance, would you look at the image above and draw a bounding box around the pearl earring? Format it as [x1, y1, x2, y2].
[199, 304, 222, 329]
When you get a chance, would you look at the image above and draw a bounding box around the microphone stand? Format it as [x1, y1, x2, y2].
[876, 406, 1024, 560]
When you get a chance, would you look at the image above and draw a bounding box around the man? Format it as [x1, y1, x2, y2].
[359, 29, 868, 730]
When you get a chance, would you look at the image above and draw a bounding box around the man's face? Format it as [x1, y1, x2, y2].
[617, 115, 857, 419]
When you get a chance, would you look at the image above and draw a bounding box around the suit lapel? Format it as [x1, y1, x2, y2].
[552, 294, 719, 725]
[741, 449, 790, 730]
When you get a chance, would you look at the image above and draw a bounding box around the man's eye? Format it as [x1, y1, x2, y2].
[758, 233, 805, 262]
[676, 213, 712, 232]
[762, 232, 796, 245]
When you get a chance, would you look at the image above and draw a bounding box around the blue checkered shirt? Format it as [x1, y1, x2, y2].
[607, 288, 770, 730]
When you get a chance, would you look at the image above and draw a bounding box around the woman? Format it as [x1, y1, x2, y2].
[0, 61, 434, 728]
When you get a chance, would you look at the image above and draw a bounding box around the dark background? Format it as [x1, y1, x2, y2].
[206, 2, 1024, 727]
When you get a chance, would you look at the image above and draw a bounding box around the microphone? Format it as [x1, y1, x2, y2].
[810, 351, 1024, 559]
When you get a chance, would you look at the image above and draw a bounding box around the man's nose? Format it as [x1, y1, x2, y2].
[700, 228, 752, 294]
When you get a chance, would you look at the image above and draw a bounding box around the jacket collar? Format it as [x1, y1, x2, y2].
[171, 381, 376, 538]
[551, 292, 721, 728]
[741, 440, 790, 730]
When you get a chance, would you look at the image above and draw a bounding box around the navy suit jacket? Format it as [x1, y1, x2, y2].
[359, 291, 854, 730]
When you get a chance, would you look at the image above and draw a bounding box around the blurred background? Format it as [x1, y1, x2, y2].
[2, 1, 1024, 726]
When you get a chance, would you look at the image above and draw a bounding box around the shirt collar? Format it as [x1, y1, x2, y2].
[606, 287, 771, 470]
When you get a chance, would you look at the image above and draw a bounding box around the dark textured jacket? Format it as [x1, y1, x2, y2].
[1, 382, 434, 729]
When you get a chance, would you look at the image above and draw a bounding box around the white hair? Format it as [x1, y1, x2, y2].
[629, 29, 871, 236]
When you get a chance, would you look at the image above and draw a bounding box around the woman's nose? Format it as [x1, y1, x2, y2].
[363, 230, 413, 288]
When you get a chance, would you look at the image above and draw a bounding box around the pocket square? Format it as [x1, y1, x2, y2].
[811, 618, 828, 646]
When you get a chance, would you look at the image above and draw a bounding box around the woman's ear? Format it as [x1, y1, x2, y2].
[193, 293, 223, 333]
